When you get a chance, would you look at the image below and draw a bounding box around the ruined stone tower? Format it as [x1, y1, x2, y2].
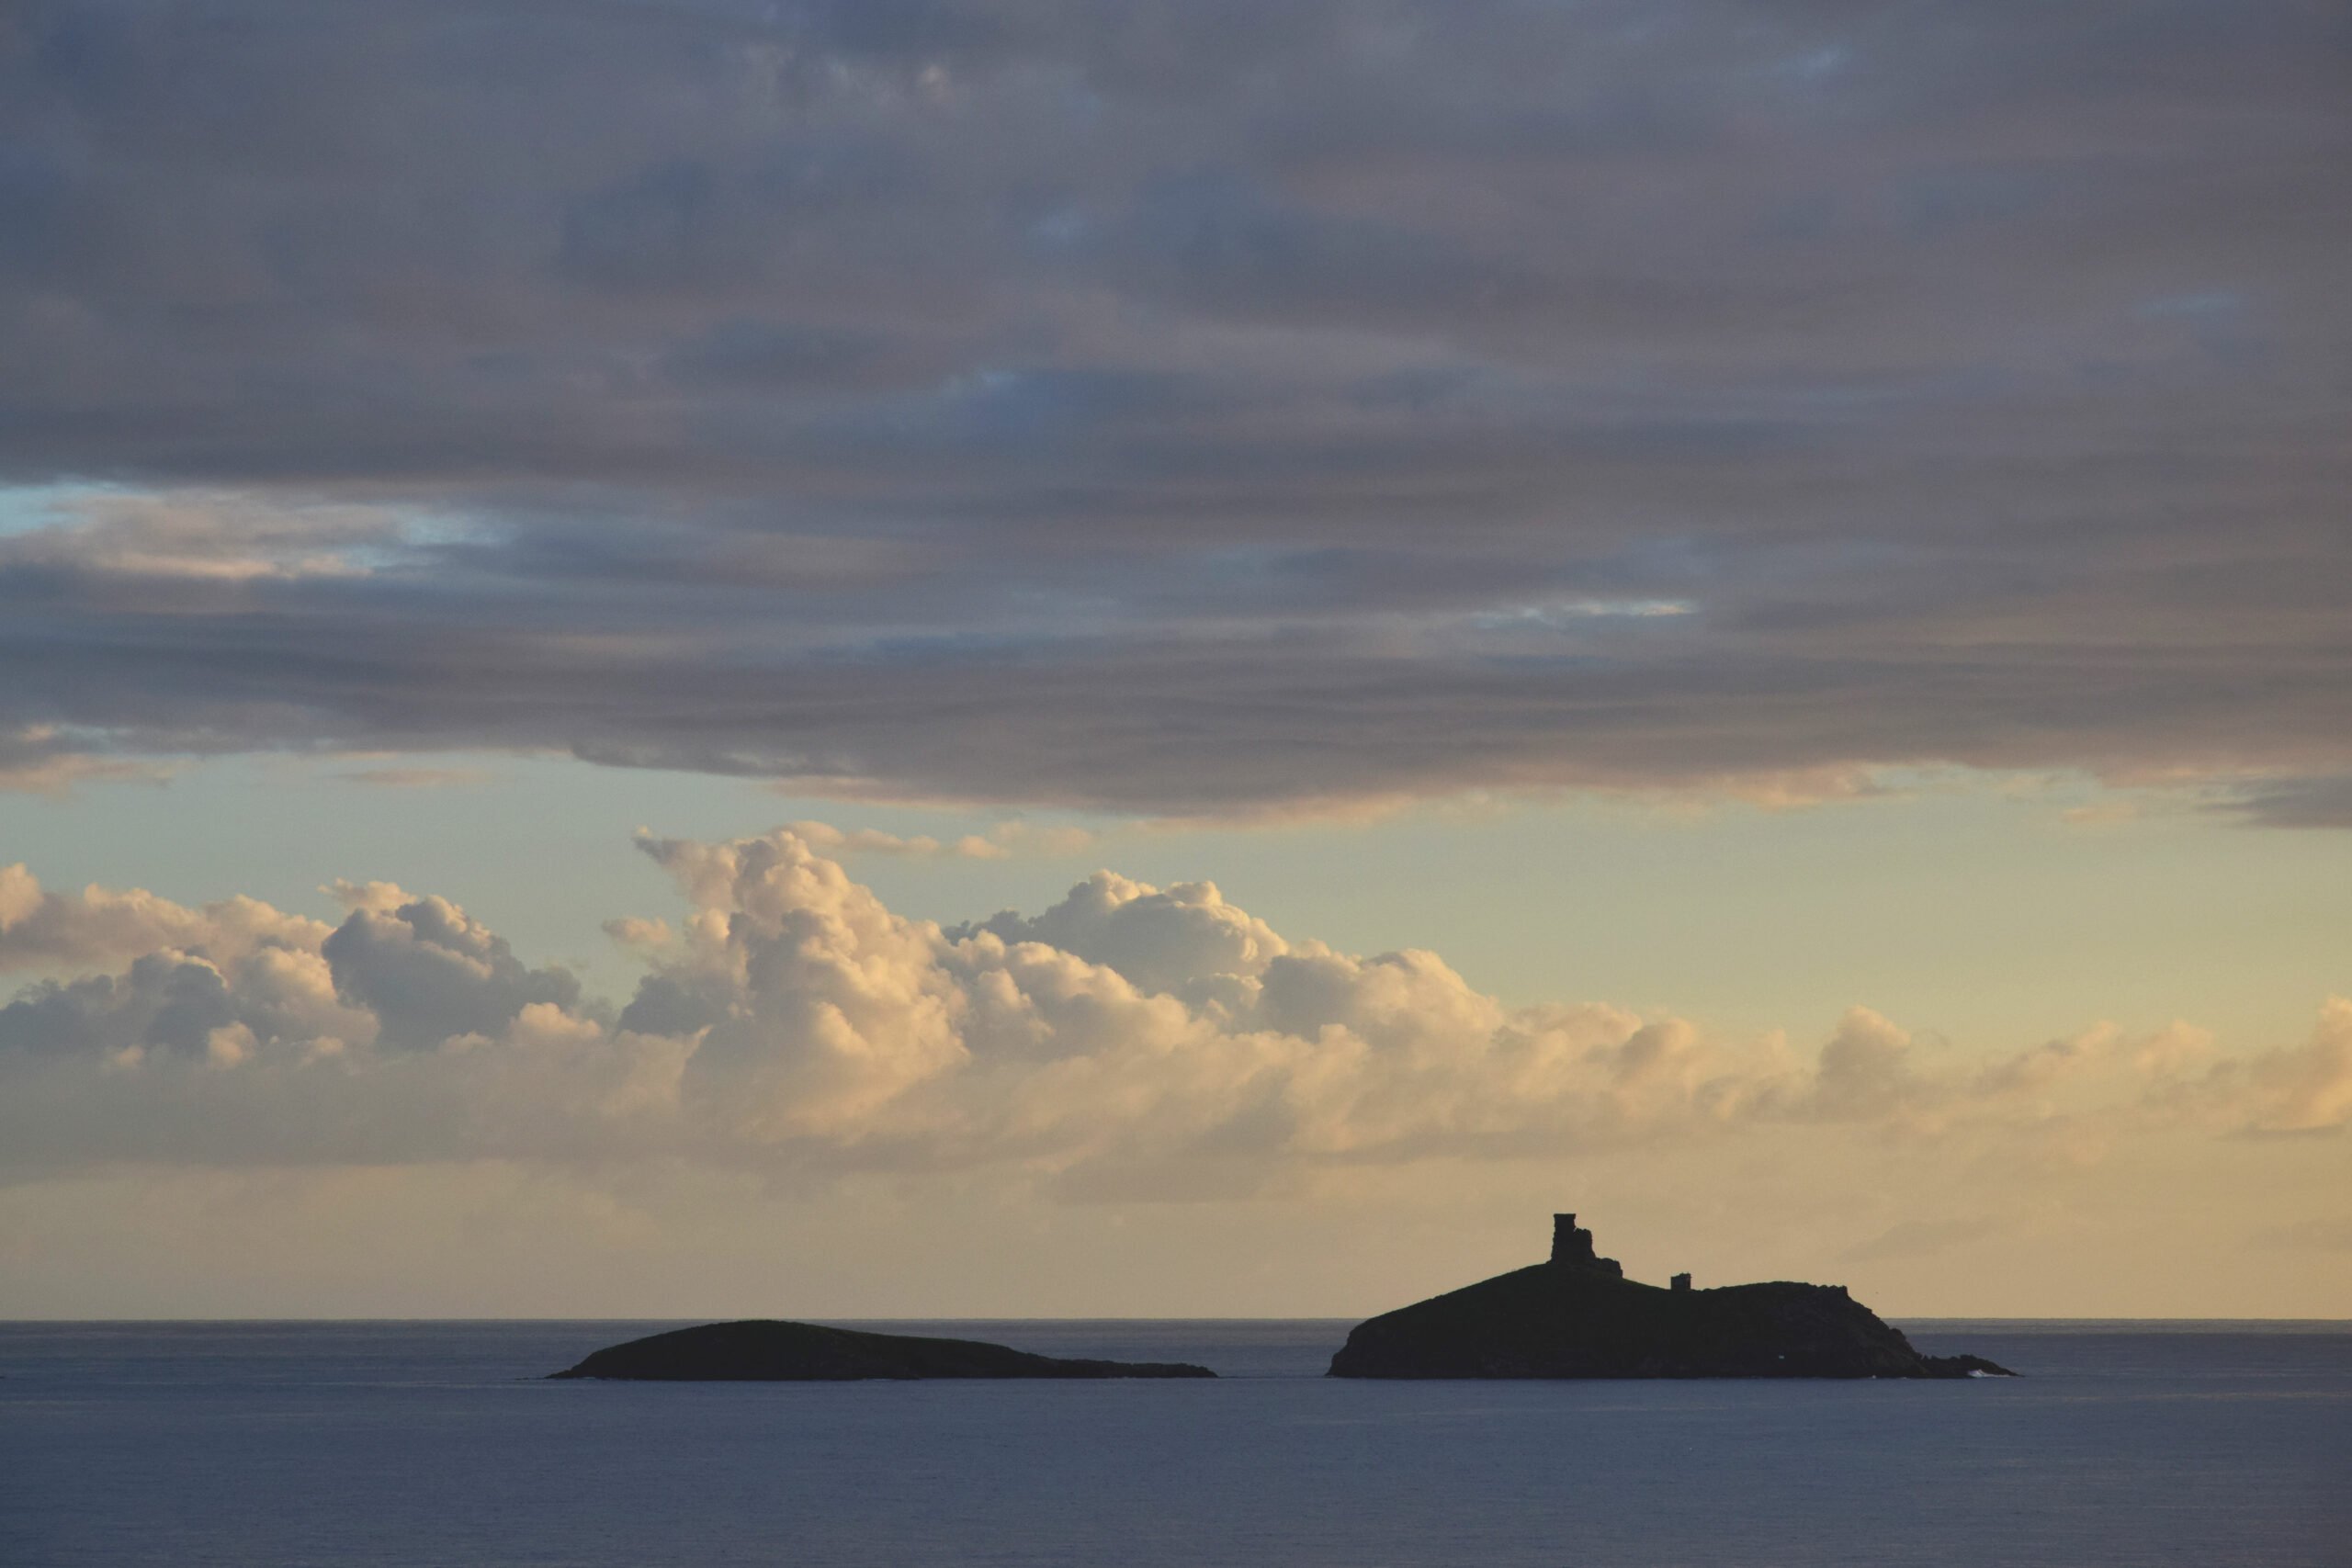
[1549, 1213, 1624, 1277]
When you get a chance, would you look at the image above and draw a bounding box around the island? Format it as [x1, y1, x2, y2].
[1327, 1214, 2014, 1380]
[549, 1319, 1217, 1381]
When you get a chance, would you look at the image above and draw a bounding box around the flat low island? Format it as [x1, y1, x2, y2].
[1327, 1214, 2014, 1380]
[550, 1319, 1216, 1381]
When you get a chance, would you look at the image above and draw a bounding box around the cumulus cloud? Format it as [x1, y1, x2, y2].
[0, 2, 2346, 816]
[0, 921, 369, 1071]
[0, 828, 2341, 1186]
[318, 890, 588, 1051]
[949, 871, 1289, 998]
[2233, 999, 2352, 1135]
[0, 862, 330, 974]
[784, 820, 1007, 860]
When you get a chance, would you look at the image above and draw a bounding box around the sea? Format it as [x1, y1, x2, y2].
[2, 1319, 2346, 1567]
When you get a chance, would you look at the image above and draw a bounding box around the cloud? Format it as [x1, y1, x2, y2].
[948, 871, 1289, 998]
[2222, 775, 2352, 830]
[319, 891, 587, 1051]
[0, 728, 169, 796]
[0, 491, 391, 582]
[622, 829, 972, 1135]
[693, 819, 1102, 863]
[786, 820, 1007, 859]
[2235, 998, 2352, 1135]
[0, 827, 2343, 1187]
[0, 3, 2346, 816]
[0, 932, 369, 1071]
[780, 818, 1097, 861]
[0, 862, 331, 974]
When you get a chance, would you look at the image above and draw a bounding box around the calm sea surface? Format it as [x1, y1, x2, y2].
[3, 1319, 2346, 1566]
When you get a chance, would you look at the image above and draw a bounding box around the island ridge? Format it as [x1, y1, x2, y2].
[550, 1319, 1216, 1381]
[1327, 1214, 2014, 1380]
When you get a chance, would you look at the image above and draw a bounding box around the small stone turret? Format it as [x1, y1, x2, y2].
[1671, 1272, 1691, 1292]
[1549, 1213, 1623, 1277]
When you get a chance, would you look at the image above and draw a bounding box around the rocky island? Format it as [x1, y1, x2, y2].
[1328, 1214, 2013, 1380]
[550, 1319, 1216, 1381]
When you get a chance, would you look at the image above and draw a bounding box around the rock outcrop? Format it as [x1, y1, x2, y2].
[1328, 1214, 2014, 1380]
[550, 1319, 1216, 1381]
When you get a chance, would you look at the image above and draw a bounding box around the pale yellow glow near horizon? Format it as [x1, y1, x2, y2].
[0, 771, 2346, 1321]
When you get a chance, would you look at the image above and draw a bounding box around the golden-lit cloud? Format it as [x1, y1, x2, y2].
[2, 831, 2344, 1192]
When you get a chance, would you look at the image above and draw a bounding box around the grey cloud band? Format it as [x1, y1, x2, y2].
[1, 2, 2346, 815]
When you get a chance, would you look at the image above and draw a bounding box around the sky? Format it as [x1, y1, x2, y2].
[1, 0, 2347, 1318]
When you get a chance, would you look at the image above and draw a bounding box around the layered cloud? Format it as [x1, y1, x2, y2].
[2, 829, 2343, 1186]
[0, 3, 2347, 815]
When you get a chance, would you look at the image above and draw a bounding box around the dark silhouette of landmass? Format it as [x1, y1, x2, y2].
[1328, 1214, 2015, 1380]
[549, 1320, 1216, 1381]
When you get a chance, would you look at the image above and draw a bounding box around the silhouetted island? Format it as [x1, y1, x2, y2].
[1328, 1214, 2014, 1380]
[550, 1320, 1216, 1381]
